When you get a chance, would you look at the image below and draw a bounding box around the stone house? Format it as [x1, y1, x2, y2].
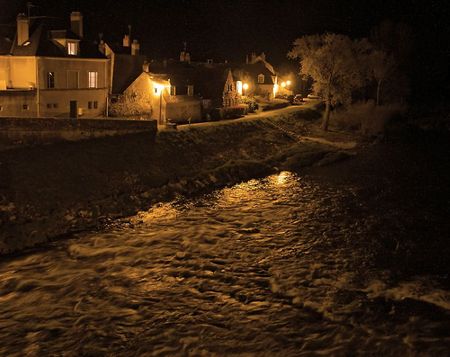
[0, 12, 109, 118]
[114, 54, 246, 124]
[235, 52, 279, 99]
[114, 68, 202, 125]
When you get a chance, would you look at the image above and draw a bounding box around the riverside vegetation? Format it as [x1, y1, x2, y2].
[0, 104, 360, 253]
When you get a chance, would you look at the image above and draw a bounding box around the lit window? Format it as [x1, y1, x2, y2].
[88, 72, 98, 88]
[47, 72, 55, 88]
[236, 81, 243, 95]
[258, 74, 265, 84]
[187, 85, 194, 96]
[170, 86, 176, 96]
[0, 105, 3, 111]
[67, 42, 78, 55]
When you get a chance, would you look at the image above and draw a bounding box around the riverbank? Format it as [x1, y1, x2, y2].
[0, 104, 360, 254]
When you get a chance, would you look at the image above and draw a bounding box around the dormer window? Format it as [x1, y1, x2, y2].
[67, 41, 78, 56]
[258, 74, 265, 84]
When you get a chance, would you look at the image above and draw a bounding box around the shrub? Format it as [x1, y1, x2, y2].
[332, 101, 406, 135]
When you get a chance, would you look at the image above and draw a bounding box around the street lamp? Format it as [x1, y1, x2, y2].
[243, 83, 249, 96]
[154, 83, 164, 125]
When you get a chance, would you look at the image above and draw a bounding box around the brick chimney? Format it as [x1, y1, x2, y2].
[16, 13, 29, 46]
[131, 39, 140, 55]
[123, 34, 130, 47]
[98, 39, 105, 54]
[70, 11, 83, 38]
[142, 61, 149, 72]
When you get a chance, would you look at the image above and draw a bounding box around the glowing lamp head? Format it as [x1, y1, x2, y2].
[154, 83, 164, 96]
[286, 80, 292, 86]
[243, 83, 249, 90]
[281, 82, 286, 88]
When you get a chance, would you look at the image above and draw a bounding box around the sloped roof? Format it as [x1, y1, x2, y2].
[0, 24, 14, 55]
[112, 53, 147, 94]
[193, 65, 234, 100]
[0, 16, 106, 59]
[149, 60, 235, 101]
[238, 62, 276, 84]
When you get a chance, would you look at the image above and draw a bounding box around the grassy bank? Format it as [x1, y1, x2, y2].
[0, 106, 358, 254]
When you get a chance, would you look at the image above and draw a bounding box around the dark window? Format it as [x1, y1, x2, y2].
[93, 101, 98, 109]
[53, 103, 58, 108]
[22, 104, 29, 110]
[88, 101, 92, 109]
[47, 103, 52, 109]
[67, 71, 79, 89]
[47, 72, 55, 88]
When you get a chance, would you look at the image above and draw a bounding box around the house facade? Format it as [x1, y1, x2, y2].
[0, 12, 108, 118]
[112, 70, 202, 124]
[237, 52, 279, 99]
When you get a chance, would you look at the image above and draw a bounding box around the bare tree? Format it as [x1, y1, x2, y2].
[371, 21, 412, 103]
[288, 33, 366, 130]
[369, 49, 396, 106]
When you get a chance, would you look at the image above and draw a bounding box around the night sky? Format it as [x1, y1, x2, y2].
[1, 0, 449, 100]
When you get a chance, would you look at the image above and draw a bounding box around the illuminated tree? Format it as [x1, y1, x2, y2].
[288, 33, 367, 130]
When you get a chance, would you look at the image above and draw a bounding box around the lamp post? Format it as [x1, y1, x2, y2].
[159, 89, 162, 125]
[154, 83, 164, 125]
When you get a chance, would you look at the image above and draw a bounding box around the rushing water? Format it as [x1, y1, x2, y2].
[1, 144, 450, 356]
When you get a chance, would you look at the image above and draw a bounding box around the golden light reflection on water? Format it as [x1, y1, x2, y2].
[217, 179, 266, 206]
[270, 171, 296, 186]
[134, 203, 179, 224]
[133, 172, 299, 223]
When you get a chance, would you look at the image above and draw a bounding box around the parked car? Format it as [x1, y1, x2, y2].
[292, 94, 304, 104]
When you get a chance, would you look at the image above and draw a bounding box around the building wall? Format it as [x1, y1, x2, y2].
[255, 84, 275, 98]
[39, 88, 108, 117]
[0, 56, 37, 89]
[0, 116, 157, 148]
[38, 57, 108, 117]
[0, 91, 37, 117]
[116, 73, 154, 119]
[38, 57, 108, 90]
[0, 56, 109, 118]
[166, 98, 202, 123]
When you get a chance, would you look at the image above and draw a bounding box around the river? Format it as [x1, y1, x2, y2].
[1, 142, 449, 356]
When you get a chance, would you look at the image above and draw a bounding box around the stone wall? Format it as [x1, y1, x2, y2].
[166, 97, 202, 123]
[0, 117, 157, 149]
[0, 90, 38, 117]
